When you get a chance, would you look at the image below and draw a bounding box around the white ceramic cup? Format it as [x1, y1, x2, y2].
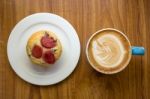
[86, 28, 145, 74]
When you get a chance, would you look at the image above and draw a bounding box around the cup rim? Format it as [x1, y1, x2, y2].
[86, 28, 132, 74]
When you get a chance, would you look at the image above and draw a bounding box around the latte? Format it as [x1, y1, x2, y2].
[86, 29, 131, 74]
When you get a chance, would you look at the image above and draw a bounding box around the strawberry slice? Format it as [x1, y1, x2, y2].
[43, 50, 55, 64]
[41, 34, 56, 48]
[32, 45, 43, 58]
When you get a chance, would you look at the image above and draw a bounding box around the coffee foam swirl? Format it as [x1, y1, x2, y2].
[92, 34, 126, 67]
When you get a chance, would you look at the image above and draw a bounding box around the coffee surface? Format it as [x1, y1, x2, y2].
[92, 34, 125, 67]
[87, 29, 131, 73]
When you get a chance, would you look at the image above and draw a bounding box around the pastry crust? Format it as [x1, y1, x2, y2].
[26, 30, 62, 66]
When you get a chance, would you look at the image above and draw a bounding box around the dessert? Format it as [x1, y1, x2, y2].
[26, 30, 62, 66]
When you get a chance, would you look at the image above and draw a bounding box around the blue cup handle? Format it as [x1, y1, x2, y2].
[132, 46, 145, 55]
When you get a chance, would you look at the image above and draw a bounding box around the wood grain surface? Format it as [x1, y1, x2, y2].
[0, 0, 150, 99]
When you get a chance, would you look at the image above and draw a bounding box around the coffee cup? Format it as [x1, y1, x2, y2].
[86, 28, 145, 74]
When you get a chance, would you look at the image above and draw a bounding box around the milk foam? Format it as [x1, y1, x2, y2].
[92, 34, 126, 67]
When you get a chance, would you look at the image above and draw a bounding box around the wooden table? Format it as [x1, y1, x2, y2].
[0, 0, 150, 99]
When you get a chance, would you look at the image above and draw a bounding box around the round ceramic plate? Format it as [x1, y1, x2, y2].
[7, 13, 80, 85]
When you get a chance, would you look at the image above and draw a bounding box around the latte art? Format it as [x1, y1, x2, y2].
[86, 29, 131, 73]
[92, 34, 125, 67]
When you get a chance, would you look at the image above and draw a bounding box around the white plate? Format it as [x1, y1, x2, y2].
[7, 13, 80, 85]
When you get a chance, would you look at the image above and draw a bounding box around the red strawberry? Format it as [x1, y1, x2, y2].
[43, 50, 55, 64]
[41, 34, 56, 48]
[32, 45, 43, 58]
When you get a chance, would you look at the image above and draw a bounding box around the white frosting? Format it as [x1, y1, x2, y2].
[92, 34, 126, 67]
